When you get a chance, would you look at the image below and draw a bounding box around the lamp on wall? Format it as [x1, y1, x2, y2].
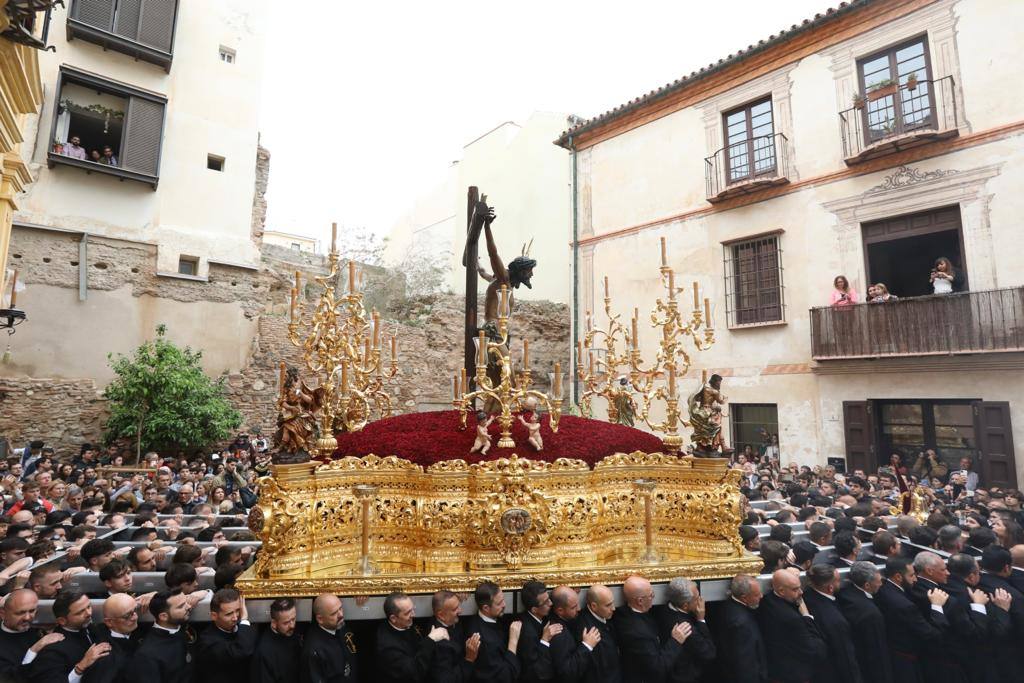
[1, 270, 26, 363]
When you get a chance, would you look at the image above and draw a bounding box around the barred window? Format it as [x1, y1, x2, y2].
[723, 234, 784, 326]
[730, 404, 779, 458]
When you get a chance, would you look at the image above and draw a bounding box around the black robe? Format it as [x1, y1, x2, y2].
[462, 616, 519, 683]
[299, 623, 358, 683]
[612, 605, 682, 683]
[29, 626, 93, 683]
[250, 627, 301, 683]
[124, 624, 191, 683]
[0, 628, 41, 683]
[979, 571, 1024, 683]
[82, 625, 139, 683]
[802, 589, 862, 683]
[515, 613, 552, 683]
[874, 579, 944, 683]
[754, 592, 825, 683]
[652, 605, 715, 683]
[909, 577, 970, 683]
[573, 607, 622, 683]
[193, 622, 257, 683]
[374, 621, 436, 683]
[835, 585, 892, 683]
[427, 617, 472, 683]
[711, 598, 765, 683]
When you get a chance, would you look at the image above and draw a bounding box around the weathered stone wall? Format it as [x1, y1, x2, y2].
[251, 144, 271, 243]
[0, 378, 107, 454]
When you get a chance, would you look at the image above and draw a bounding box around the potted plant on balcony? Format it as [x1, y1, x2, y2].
[868, 79, 898, 101]
[906, 73, 919, 91]
[851, 92, 866, 110]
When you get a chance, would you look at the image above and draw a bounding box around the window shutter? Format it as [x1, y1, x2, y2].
[122, 97, 164, 177]
[73, 0, 116, 30]
[113, 0, 142, 41]
[138, 0, 177, 53]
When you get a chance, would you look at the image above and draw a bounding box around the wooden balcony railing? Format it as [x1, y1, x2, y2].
[810, 287, 1024, 360]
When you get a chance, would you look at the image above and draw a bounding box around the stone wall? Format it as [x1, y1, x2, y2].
[251, 144, 271, 243]
[0, 378, 107, 454]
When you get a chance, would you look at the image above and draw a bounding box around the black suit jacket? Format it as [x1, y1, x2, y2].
[250, 628, 301, 683]
[802, 590, 862, 683]
[29, 626, 93, 683]
[979, 572, 1024, 682]
[374, 621, 436, 683]
[299, 623, 358, 683]
[83, 626, 139, 683]
[712, 599, 765, 683]
[428, 618, 473, 683]
[612, 605, 682, 683]
[0, 628, 40, 683]
[755, 592, 826, 683]
[908, 576, 970, 683]
[193, 622, 257, 683]
[515, 613, 552, 682]
[124, 625, 191, 683]
[462, 616, 519, 683]
[835, 586, 892, 683]
[653, 606, 715, 683]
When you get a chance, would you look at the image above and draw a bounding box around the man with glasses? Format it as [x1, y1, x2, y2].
[614, 575, 691, 682]
[87, 593, 141, 682]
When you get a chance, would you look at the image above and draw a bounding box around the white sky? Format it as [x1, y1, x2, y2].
[258, 0, 831, 248]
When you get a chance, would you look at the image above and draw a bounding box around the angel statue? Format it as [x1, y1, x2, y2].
[274, 366, 323, 463]
[687, 373, 731, 457]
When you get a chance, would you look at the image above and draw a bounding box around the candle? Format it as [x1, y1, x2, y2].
[704, 297, 712, 326]
[460, 367, 467, 395]
[604, 276, 609, 299]
[668, 364, 677, 398]
[453, 374, 460, 400]
[586, 310, 592, 332]
[8, 270, 16, 308]
[331, 222, 337, 254]
[348, 261, 356, 293]
[372, 310, 380, 349]
[478, 330, 487, 367]
[693, 282, 700, 311]
[660, 237, 667, 267]
[631, 310, 639, 350]
[500, 285, 509, 318]
[523, 338, 530, 368]
[364, 337, 371, 363]
[553, 362, 562, 396]
[667, 269, 675, 300]
[289, 287, 297, 321]
[589, 351, 596, 374]
[341, 361, 349, 393]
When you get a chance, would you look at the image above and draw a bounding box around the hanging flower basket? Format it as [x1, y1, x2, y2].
[906, 74, 919, 92]
[867, 81, 898, 101]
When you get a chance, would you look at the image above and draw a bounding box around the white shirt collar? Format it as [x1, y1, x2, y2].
[109, 630, 131, 639]
[885, 579, 904, 592]
[528, 611, 543, 625]
[153, 624, 180, 635]
[388, 621, 409, 632]
[478, 613, 496, 624]
[587, 606, 606, 624]
[0, 624, 25, 634]
[812, 588, 835, 601]
[318, 624, 337, 636]
[730, 596, 753, 609]
[667, 603, 684, 613]
[857, 586, 874, 600]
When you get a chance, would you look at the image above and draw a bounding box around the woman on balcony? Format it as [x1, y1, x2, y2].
[930, 257, 964, 294]
[830, 275, 859, 306]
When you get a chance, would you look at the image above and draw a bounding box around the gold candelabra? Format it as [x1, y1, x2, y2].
[287, 223, 400, 458]
[453, 284, 563, 449]
[577, 237, 715, 453]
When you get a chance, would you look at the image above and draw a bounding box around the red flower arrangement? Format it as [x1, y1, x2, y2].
[328, 410, 664, 468]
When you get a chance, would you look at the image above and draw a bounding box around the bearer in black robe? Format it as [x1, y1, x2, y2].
[755, 570, 826, 683]
[711, 575, 766, 683]
[31, 590, 108, 683]
[300, 594, 358, 683]
[84, 593, 143, 683]
[803, 564, 863, 683]
[428, 590, 479, 683]
[836, 562, 893, 683]
[0, 589, 62, 683]
[613, 576, 689, 683]
[515, 580, 559, 683]
[124, 591, 193, 683]
[193, 588, 256, 683]
[655, 578, 715, 683]
[375, 591, 445, 683]
[874, 556, 947, 683]
[251, 598, 301, 683]
[572, 585, 621, 683]
[463, 581, 520, 683]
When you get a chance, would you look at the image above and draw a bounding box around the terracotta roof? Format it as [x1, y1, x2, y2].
[555, 0, 877, 148]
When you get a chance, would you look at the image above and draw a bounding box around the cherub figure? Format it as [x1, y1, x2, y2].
[518, 411, 544, 452]
[470, 411, 495, 455]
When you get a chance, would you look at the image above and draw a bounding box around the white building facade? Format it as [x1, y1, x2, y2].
[561, 0, 1024, 488]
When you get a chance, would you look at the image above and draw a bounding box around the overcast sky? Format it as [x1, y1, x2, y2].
[258, 0, 830, 249]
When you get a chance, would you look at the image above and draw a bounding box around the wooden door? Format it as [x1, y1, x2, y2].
[843, 401, 876, 474]
[974, 402, 1017, 489]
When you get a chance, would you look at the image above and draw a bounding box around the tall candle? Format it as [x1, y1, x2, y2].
[341, 361, 349, 392]
[668, 364, 677, 398]
[589, 351, 596, 374]
[631, 311, 639, 350]
[553, 362, 562, 396]
[500, 285, 509, 318]
[372, 310, 380, 348]
[331, 222, 337, 254]
[523, 338, 530, 368]
[660, 237, 667, 267]
[460, 367, 467, 395]
[348, 261, 356, 293]
[704, 297, 712, 327]
[604, 276, 609, 299]
[8, 270, 16, 308]
[586, 311, 592, 332]
[693, 282, 700, 311]
[453, 374, 459, 400]
[667, 270, 675, 300]
[289, 287, 297, 321]
[294, 271, 301, 298]
[478, 330, 487, 367]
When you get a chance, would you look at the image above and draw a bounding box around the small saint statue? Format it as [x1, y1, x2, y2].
[274, 366, 323, 463]
[687, 373, 731, 456]
[612, 376, 636, 427]
[518, 411, 544, 452]
[470, 411, 495, 455]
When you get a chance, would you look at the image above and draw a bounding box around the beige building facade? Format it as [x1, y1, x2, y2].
[561, 0, 1024, 487]
[3, 0, 268, 383]
[262, 229, 318, 254]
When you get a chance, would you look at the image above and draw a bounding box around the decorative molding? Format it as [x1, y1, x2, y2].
[865, 165, 960, 194]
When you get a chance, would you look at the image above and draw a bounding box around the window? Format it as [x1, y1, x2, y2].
[723, 234, 784, 326]
[291, 243, 302, 251]
[48, 66, 167, 188]
[722, 98, 776, 184]
[219, 46, 236, 63]
[207, 154, 225, 172]
[878, 400, 977, 474]
[730, 404, 779, 460]
[858, 36, 933, 141]
[177, 256, 198, 276]
[67, 0, 179, 71]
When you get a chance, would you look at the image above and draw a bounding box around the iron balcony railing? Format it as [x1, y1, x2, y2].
[810, 287, 1024, 360]
[704, 132, 790, 203]
[839, 75, 958, 162]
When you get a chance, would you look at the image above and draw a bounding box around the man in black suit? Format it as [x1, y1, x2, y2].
[836, 561, 892, 683]
[978, 546, 1024, 682]
[251, 598, 302, 683]
[193, 588, 257, 683]
[946, 553, 1012, 683]
[463, 581, 520, 683]
[299, 594, 358, 683]
[655, 577, 715, 683]
[827, 531, 860, 569]
[375, 591, 447, 682]
[0, 589, 64, 683]
[515, 580, 561, 682]
[546, 585, 608, 683]
[712, 574, 765, 683]
[755, 569, 825, 683]
[874, 556, 946, 683]
[613, 575, 690, 683]
[428, 590, 480, 683]
[125, 591, 192, 683]
[909, 551, 973, 683]
[803, 564, 862, 683]
[84, 593, 142, 683]
[31, 590, 111, 683]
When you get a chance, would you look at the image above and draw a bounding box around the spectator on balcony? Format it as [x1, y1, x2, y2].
[99, 146, 119, 167]
[89, 150, 102, 163]
[868, 283, 898, 303]
[830, 275, 858, 307]
[62, 135, 88, 161]
[930, 257, 964, 294]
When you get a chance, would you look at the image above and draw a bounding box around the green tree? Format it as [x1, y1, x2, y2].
[103, 324, 241, 461]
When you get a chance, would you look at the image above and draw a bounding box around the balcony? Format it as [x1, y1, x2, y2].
[839, 76, 959, 165]
[810, 288, 1024, 361]
[705, 133, 790, 204]
[66, 0, 179, 72]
